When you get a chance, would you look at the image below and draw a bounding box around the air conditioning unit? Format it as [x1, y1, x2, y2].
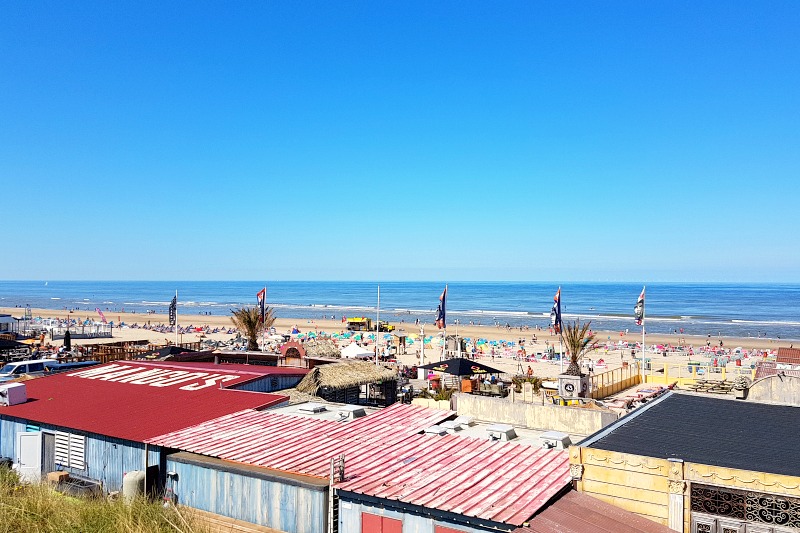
[424, 425, 447, 436]
[439, 420, 462, 434]
[540, 431, 571, 450]
[0, 383, 26, 406]
[298, 402, 327, 414]
[486, 424, 517, 441]
[453, 415, 475, 429]
[337, 405, 367, 421]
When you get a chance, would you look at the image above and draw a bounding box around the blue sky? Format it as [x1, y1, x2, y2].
[1, 1, 798, 282]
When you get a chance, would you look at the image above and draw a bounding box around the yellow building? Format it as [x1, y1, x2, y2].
[570, 387, 800, 532]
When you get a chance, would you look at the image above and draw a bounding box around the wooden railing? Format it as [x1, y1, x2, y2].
[589, 362, 642, 399]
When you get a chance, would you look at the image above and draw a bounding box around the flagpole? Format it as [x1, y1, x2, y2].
[375, 285, 380, 365]
[442, 284, 447, 361]
[262, 285, 267, 353]
[641, 285, 646, 382]
[174, 290, 179, 347]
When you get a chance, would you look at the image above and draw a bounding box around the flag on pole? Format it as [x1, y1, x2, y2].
[169, 295, 177, 326]
[435, 286, 447, 329]
[550, 287, 562, 334]
[95, 308, 107, 324]
[257, 288, 267, 324]
[634, 287, 645, 326]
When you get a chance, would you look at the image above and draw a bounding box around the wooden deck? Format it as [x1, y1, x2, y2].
[182, 507, 284, 533]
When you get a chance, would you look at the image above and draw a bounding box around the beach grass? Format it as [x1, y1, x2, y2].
[0, 467, 207, 533]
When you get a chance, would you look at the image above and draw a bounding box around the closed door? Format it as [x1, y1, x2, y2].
[15, 432, 42, 483]
[42, 433, 56, 475]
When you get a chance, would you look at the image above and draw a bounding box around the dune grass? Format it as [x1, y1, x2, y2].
[0, 467, 207, 533]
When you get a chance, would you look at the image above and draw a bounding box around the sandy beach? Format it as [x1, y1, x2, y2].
[3, 306, 792, 380]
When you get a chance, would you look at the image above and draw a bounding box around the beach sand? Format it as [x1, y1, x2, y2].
[3, 307, 791, 380]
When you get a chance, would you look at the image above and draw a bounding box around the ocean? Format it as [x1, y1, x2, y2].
[1, 281, 798, 340]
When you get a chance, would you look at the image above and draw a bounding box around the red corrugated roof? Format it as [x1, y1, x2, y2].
[777, 347, 800, 365]
[515, 490, 674, 533]
[0, 362, 289, 442]
[147, 404, 571, 526]
[755, 360, 800, 379]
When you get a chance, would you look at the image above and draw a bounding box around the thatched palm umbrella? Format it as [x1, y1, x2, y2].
[561, 320, 599, 376]
[296, 361, 397, 396]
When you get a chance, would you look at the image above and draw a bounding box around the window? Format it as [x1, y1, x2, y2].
[55, 432, 86, 470]
[361, 512, 402, 533]
[28, 363, 45, 373]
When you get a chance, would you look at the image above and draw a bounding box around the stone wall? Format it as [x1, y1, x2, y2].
[455, 393, 618, 436]
[747, 375, 800, 406]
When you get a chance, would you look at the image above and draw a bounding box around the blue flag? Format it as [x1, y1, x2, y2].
[435, 286, 447, 329]
[550, 287, 562, 334]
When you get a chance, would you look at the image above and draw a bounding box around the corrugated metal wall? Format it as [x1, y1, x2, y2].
[230, 375, 304, 393]
[0, 418, 27, 460]
[0, 415, 161, 493]
[167, 457, 327, 533]
[339, 499, 491, 533]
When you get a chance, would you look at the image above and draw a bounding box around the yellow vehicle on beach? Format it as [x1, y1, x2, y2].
[346, 318, 395, 332]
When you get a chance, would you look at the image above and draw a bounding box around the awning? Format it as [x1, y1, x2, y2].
[418, 357, 504, 376]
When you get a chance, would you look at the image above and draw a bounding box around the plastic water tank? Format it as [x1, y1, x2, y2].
[122, 470, 146, 502]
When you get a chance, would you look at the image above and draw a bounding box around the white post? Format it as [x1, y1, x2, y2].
[420, 325, 425, 366]
[375, 285, 380, 365]
[174, 290, 178, 347]
[456, 319, 460, 358]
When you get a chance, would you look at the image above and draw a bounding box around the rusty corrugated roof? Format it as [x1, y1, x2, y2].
[147, 403, 572, 526]
[515, 490, 674, 533]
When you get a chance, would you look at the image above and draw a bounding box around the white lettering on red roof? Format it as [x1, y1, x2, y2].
[67, 365, 241, 391]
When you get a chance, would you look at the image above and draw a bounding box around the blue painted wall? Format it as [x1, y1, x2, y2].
[167, 453, 327, 533]
[0, 415, 161, 492]
[229, 374, 304, 393]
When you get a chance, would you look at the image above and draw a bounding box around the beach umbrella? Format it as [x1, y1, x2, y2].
[63, 330, 72, 351]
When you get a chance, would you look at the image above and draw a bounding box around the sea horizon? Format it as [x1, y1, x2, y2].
[1, 280, 799, 341]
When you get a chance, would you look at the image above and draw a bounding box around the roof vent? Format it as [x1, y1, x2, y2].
[424, 425, 448, 436]
[540, 431, 571, 450]
[486, 423, 517, 441]
[298, 402, 327, 414]
[453, 415, 475, 429]
[439, 420, 462, 434]
[337, 405, 367, 421]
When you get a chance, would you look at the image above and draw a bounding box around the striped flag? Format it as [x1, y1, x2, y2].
[434, 286, 447, 329]
[634, 287, 645, 326]
[257, 288, 267, 323]
[550, 288, 562, 334]
[95, 308, 107, 324]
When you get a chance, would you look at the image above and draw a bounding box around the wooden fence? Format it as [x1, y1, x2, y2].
[589, 362, 642, 399]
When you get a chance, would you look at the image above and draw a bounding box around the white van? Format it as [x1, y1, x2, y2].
[0, 359, 55, 383]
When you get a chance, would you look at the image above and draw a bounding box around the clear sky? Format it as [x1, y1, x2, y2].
[1, 1, 798, 282]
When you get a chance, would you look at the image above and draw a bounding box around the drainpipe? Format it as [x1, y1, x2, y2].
[143, 443, 148, 497]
